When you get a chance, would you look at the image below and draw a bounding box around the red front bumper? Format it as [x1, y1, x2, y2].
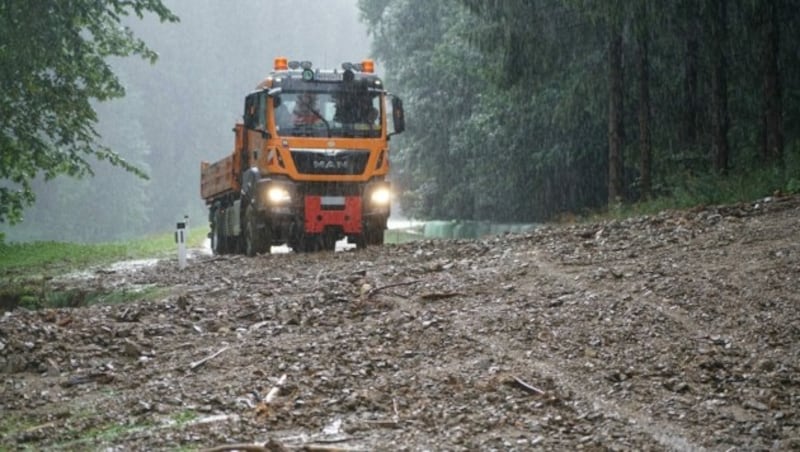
[304, 196, 362, 234]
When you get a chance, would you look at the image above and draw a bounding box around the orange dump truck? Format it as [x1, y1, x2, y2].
[200, 57, 405, 255]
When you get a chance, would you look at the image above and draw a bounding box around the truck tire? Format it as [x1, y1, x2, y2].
[212, 210, 227, 255]
[321, 231, 337, 252]
[355, 226, 384, 249]
[368, 228, 385, 246]
[292, 233, 320, 253]
[211, 226, 221, 255]
[244, 205, 270, 256]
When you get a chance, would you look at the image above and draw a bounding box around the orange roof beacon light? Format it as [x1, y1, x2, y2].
[361, 59, 375, 73]
[274, 56, 288, 71]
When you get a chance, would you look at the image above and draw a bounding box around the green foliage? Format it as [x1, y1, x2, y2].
[0, 0, 178, 225]
[783, 142, 800, 194]
[359, 0, 800, 221]
[3, 87, 155, 243]
[595, 159, 800, 221]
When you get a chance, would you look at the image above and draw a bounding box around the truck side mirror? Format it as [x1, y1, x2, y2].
[391, 97, 405, 135]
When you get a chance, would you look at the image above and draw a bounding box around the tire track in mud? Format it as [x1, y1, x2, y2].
[453, 247, 710, 451]
[529, 247, 711, 337]
[485, 211, 798, 450]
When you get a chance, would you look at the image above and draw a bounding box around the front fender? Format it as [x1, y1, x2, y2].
[241, 167, 262, 205]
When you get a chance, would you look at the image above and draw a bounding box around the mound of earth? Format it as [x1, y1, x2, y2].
[2, 195, 799, 451]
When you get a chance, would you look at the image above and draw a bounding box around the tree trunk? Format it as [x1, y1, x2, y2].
[683, 3, 699, 148]
[608, 30, 624, 204]
[761, 0, 783, 164]
[637, 22, 652, 200]
[710, 0, 730, 174]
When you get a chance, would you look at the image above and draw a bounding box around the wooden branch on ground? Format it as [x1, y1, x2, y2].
[203, 256, 228, 264]
[60, 372, 114, 387]
[366, 280, 421, 299]
[264, 374, 287, 403]
[189, 346, 229, 370]
[508, 375, 545, 395]
[300, 446, 364, 452]
[201, 437, 289, 452]
[418, 292, 465, 301]
[201, 441, 363, 452]
[200, 444, 272, 452]
[361, 419, 401, 429]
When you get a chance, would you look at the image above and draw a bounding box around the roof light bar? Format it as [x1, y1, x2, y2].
[361, 59, 375, 73]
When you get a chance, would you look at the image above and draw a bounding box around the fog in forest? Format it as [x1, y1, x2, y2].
[4, 0, 798, 243]
[3, 0, 370, 242]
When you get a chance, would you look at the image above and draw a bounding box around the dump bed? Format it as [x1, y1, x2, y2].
[201, 124, 246, 202]
[200, 155, 238, 201]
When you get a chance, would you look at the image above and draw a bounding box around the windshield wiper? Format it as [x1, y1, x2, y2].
[297, 98, 332, 137]
[309, 108, 331, 137]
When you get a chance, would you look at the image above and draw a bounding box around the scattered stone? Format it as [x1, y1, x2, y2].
[1, 195, 799, 450]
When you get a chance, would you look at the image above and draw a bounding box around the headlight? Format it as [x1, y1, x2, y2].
[370, 187, 392, 205]
[267, 186, 291, 204]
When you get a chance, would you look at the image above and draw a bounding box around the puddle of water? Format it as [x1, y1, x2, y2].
[107, 258, 159, 272]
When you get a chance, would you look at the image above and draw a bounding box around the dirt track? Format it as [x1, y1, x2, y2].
[2, 196, 799, 451]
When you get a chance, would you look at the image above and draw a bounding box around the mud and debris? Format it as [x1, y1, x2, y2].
[1, 196, 799, 451]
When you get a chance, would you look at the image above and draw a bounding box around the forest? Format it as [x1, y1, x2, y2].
[361, 0, 800, 222]
[1, 0, 798, 241]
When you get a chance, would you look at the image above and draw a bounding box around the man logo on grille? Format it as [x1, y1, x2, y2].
[313, 156, 349, 170]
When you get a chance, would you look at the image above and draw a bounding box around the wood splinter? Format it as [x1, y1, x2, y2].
[264, 373, 288, 403]
[189, 346, 230, 370]
[509, 375, 545, 396]
[366, 280, 421, 299]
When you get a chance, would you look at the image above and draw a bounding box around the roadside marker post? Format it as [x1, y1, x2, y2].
[175, 221, 187, 269]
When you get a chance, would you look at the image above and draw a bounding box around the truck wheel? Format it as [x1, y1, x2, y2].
[244, 205, 270, 256]
[212, 211, 227, 255]
[306, 235, 321, 252]
[356, 226, 383, 249]
[321, 232, 337, 252]
[292, 233, 320, 253]
[355, 234, 368, 250]
[211, 226, 221, 254]
[368, 228, 385, 246]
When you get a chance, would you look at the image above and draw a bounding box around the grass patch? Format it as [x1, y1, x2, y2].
[46, 286, 166, 309]
[384, 227, 424, 244]
[50, 419, 156, 450]
[0, 414, 38, 440]
[0, 227, 207, 276]
[170, 409, 199, 426]
[50, 409, 200, 450]
[584, 163, 799, 222]
[0, 227, 204, 311]
[0, 282, 167, 311]
[79, 422, 133, 443]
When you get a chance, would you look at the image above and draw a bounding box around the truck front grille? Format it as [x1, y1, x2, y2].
[291, 149, 370, 175]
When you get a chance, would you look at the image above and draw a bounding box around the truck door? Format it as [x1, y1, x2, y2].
[243, 91, 270, 172]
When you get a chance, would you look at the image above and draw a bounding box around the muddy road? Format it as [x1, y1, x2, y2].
[2, 196, 799, 451]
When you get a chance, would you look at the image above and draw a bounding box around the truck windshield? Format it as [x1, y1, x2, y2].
[273, 89, 382, 138]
